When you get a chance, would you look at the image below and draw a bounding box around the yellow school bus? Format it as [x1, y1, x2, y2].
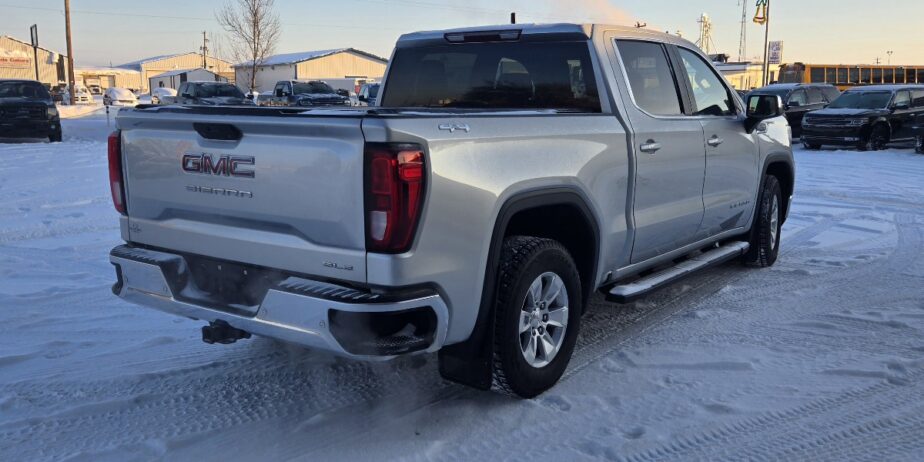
[778, 63, 924, 90]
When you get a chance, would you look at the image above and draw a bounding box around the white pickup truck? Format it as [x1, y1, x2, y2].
[108, 24, 794, 397]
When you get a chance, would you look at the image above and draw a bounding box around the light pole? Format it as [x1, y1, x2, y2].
[887, 50, 894, 65]
[754, 0, 772, 87]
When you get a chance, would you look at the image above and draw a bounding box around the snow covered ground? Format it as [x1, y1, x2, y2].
[2, 115, 924, 461]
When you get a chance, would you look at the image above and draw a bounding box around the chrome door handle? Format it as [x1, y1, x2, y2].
[639, 140, 662, 153]
[707, 136, 725, 147]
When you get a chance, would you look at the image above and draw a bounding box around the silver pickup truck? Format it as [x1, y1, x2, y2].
[108, 24, 794, 398]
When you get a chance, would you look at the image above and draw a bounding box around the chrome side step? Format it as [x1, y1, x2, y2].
[606, 241, 750, 303]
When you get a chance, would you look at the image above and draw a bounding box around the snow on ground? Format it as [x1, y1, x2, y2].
[1, 118, 924, 461]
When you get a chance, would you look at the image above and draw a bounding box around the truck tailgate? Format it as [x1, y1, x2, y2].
[117, 110, 368, 283]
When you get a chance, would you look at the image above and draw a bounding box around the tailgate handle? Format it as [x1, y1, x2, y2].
[193, 123, 243, 141]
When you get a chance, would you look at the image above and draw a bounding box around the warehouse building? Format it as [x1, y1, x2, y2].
[0, 35, 68, 88]
[76, 67, 143, 92]
[148, 68, 228, 91]
[117, 52, 234, 91]
[234, 48, 388, 92]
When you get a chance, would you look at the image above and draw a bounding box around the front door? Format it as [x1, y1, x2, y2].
[890, 90, 915, 140]
[675, 46, 759, 236]
[613, 39, 707, 264]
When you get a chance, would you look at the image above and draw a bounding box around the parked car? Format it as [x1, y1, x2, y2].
[64, 84, 94, 105]
[748, 83, 840, 137]
[357, 83, 380, 106]
[88, 84, 103, 95]
[103, 87, 138, 107]
[801, 85, 924, 151]
[0, 79, 62, 142]
[107, 23, 794, 398]
[261, 80, 351, 107]
[50, 84, 67, 104]
[174, 82, 253, 106]
[151, 87, 177, 105]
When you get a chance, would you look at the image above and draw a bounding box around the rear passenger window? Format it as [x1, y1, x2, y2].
[788, 90, 807, 106]
[912, 90, 924, 107]
[616, 40, 683, 116]
[807, 88, 825, 104]
[678, 48, 735, 116]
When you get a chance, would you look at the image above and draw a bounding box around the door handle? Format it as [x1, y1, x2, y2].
[639, 140, 662, 153]
[707, 136, 725, 147]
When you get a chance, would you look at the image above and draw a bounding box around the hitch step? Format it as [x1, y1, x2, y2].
[606, 241, 750, 303]
[202, 320, 251, 345]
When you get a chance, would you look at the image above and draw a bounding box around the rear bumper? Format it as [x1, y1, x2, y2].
[110, 245, 449, 359]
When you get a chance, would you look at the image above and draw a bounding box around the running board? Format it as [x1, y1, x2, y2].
[606, 241, 750, 303]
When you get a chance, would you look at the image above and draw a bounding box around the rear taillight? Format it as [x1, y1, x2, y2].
[364, 143, 426, 253]
[107, 130, 126, 214]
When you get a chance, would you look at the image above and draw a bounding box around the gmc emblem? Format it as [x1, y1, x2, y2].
[182, 153, 255, 178]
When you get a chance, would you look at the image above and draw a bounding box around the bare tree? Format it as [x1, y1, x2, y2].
[215, 0, 281, 92]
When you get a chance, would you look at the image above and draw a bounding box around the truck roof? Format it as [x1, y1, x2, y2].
[396, 23, 698, 50]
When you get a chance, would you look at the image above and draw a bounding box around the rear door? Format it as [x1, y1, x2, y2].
[613, 39, 706, 263]
[674, 46, 759, 236]
[890, 90, 915, 140]
[118, 109, 370, 282]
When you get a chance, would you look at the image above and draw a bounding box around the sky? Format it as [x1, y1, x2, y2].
[1, 0, 921, 67]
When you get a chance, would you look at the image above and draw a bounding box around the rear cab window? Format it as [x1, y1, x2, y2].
[380, 41, 601, 112]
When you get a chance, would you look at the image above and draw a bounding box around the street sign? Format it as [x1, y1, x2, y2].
[768, 41, 784, 65]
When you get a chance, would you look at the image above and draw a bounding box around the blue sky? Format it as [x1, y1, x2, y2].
[2, 0, 921, 67]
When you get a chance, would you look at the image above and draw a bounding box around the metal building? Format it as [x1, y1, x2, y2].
[148, 68, 228, 91]
[0, 35, 68, 88]
[234, 48, 388, 92]
[76, 67, 143, 92]
[116, 52, 234, 91]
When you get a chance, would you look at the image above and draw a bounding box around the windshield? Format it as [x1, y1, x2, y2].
[381, 41, 601, 112]
[293, 82, 335, 94]
[196, 84, 244, 98]
[828, 91, 892, 109]
[0, 81, 51, 99]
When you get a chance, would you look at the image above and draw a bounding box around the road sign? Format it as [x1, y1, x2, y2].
[768, 41, 784, 65]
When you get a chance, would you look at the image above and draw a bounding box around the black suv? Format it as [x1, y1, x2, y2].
[175, 82, 254, 106]
[748, 83, 840, 137]
[0, 79, 62, 143]
[802, 85, 924, 151]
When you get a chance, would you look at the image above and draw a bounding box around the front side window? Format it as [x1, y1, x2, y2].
[381, 41, 600, 112]
[807, 88, 825, 104]
[678, 48, 734, 116]
[912, 90, 924, 108]
[616, 40, 683, 116]
[788, 89, 808, 106]
[892, 91, 911, 108]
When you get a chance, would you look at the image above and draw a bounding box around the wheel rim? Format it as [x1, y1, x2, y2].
[518, 272, 569, 368]
[769, 194, 780, 251]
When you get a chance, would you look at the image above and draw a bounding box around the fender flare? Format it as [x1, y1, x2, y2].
[437, 186, 601, 390]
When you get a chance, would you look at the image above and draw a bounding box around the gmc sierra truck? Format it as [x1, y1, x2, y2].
[108, 24, 794, 398]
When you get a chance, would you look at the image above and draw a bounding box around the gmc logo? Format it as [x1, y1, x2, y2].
[182, 154, 255, 178]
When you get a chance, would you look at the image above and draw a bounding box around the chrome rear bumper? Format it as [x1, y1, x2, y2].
[110, 245, 448, 359]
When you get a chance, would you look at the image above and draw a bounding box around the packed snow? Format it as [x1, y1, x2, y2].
[1, 113, 924, 461]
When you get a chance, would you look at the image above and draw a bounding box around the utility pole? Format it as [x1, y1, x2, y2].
[757, 0, 772, 86]
[200, 31, 210, 69]
[738, 1, 747, 62]
[510, 12, 516, 24]
[64, 0, 76, 105]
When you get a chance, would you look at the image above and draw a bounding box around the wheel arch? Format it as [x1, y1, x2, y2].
[762, 155, 795, 224]
[438, 186, 601, 390]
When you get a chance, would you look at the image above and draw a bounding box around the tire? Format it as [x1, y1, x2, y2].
[861, 124, 889, 151]
[743, 175, 783, 267]
[48, 130, 62, 143]
[802, 139, 821, 150]
[491, 236, 582, 398]
[915, 136, 923, 154]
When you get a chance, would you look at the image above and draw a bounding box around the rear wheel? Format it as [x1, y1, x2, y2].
[916, 136, 923, 154]
[861, 124, 889, 151]
[744, 175, 782, 267]
[491, 236, 582, 398]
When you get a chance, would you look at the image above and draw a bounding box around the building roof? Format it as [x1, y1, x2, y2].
[75, 66, 141, 75]
[1, 35, 67, 57]
[117, 52, 229, 70]
[233, 48, 388, 68]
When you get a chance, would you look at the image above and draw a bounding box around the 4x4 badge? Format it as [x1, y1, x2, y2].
[438, 122, 470, 133]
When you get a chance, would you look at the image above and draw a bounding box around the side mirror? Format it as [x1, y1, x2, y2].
[746, 94, 784, 132]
